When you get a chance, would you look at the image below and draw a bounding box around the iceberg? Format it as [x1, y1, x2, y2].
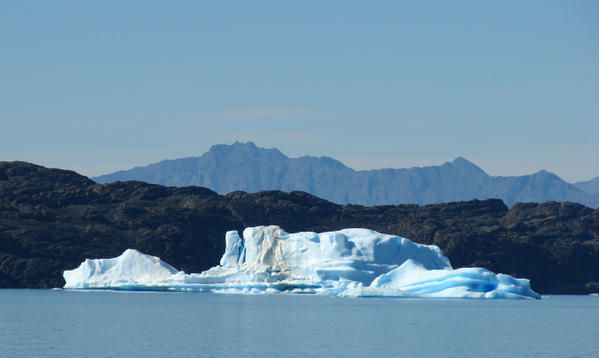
[63, 226, 541, 299]
[63, 249, 179, 289]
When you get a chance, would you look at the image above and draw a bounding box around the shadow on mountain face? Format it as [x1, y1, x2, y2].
[94, 142, 599, 208]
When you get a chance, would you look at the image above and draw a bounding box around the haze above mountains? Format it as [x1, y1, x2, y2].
[94, 142, 599, 208]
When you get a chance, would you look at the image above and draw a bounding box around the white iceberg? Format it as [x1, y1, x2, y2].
[63, 249, 179, 289]
[63, 226, 540, 299]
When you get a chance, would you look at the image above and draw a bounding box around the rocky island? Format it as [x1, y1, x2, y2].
[1, 161, 598, 293]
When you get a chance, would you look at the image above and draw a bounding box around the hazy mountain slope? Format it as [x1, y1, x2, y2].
[94, 142, 599, 207]
[487, 171, 598, 207]
[575, 177, 599, 195]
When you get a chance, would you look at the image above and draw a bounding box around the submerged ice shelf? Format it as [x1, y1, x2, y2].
[63, 226, 541, 299]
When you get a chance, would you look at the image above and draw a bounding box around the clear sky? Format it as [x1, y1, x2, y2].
[1, 1, 598, 182]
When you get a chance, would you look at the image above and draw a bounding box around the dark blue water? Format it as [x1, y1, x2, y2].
[1, 290, 598, 357]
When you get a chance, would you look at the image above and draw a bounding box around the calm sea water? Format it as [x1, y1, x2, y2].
[1, 290, 598, 358]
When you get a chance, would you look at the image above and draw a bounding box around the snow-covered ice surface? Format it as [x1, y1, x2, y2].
[63, 226, 541, 299]
[63, 249, 179, 289]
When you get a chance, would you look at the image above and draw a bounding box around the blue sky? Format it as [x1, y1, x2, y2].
[1, 1, 598, 182]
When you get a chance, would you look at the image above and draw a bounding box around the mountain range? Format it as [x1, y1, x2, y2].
[94, 142, 599, 208]
[575, 176, 599, 196]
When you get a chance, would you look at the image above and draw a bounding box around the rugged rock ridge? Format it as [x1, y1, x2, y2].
[94, 142, 599, 207]
[1, 161, 599, 293]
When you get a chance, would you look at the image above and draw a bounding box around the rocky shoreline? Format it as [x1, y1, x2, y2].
[1, 161, 598, 293]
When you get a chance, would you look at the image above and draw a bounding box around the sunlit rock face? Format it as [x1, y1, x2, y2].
[63, 226, 540, 299]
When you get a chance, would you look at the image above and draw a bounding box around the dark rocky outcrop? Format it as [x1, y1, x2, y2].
[2, 161, 598, 293]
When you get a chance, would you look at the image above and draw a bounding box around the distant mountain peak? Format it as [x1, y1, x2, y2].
[208, 141, 285, 155]
[531, 170, 561, 180]
[575, 176, 599, 195]
[444, 157, 488, 177]
[233, 140, 257, 148]
[315, 155, 349, 170]
[452, 156, 470, 163]
[451, 156, 478, 167]
[93, 142, 599, 208]
[209, 141, 258, 152]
